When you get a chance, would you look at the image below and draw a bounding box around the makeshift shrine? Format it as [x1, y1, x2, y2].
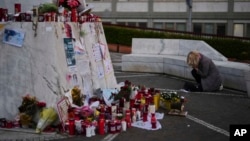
[0, 0, 188, 138]
[0, 0, 117, 124]
[53, 80, 187, 136]
[0, 78, 188, 137]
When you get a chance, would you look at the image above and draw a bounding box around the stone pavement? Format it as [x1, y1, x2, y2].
[0, 128, 66, 140]
[1, 52, 250, 141]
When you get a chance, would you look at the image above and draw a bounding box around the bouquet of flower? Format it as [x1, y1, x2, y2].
[160, 91, 180, 102]
[109, 80, 132, 102]
[18, 94, 47, 127]
[18, 94, 38, 116]
[67, 0, 80, 8]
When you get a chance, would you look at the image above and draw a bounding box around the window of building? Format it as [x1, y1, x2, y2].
[234, 24, 244, 37]
[138, 22, 147, 28]
[193, 23, 202, 34]
[216, 24, 226, 36]
[102, 22, 111, 25]
[116, 22, 126, 26]
[153, 23, 163, 29]
[165, 23, 174, 30]
[176, 23, 186, 32]
[246, 24, 250, 38]
[127, 22, 136, 27]
[204, 23, 214, 34]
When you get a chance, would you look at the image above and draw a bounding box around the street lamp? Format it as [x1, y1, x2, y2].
[186, 0, 192, 32]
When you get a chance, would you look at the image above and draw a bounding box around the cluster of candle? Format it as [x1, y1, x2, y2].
[0, 3, 100, 23]
[0, 118, 20, 129]
[63, 87, 161, 137]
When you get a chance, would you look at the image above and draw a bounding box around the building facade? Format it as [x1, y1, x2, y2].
[87, 0, 250, 38]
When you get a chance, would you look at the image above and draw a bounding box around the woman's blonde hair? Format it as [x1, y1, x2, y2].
[187, 51, 200, 68]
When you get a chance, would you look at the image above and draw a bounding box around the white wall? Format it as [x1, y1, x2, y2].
[0, 22, 117, 119]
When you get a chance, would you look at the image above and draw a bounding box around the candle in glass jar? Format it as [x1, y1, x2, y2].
[98, 118, 105, 135]
[2, 9, 7, 21]
[142, 112, 148, 122]
[121, 120, 127, 131]
[109, 120, 116, 134]
[151, 113, 157, 129]
[116, 120, 122, 132]
[148, 104, 155, 114]
[81, 120, 86, 135]
[14, 3, 21, 14]
[68, 118, 75, 135]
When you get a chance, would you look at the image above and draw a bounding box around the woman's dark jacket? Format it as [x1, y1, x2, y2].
[197, 53, 222, 92]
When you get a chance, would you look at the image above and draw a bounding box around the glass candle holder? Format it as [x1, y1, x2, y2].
[68, 118, 75, 135]
[109, 120, 116, 134]
[142, 112, 148, 122]
[14, 3, 21, 14]
[151, 113, 157, 129]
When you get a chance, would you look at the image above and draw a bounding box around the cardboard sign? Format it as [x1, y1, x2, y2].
[56, 97, 70, 131]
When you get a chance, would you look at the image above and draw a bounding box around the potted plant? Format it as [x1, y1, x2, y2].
[38, 3, 58, 14]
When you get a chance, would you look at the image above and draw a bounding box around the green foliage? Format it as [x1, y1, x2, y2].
[204, 38, 250, 60]
[38, 3, 58, 14]
[103, 25, 250, 60]
[104, 26, 166, 46]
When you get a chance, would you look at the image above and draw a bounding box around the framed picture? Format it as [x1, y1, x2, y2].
[3, 28, 25, 47]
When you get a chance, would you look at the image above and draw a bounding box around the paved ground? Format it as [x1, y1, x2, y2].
[1, 52, 249, 141]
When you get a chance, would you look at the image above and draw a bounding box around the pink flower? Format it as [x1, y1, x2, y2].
[37, 102, 46, 108]
[67, 0, 80, 8]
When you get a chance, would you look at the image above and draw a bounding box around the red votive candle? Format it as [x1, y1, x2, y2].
[6, 121, 13, 128]
[130, 99, 135, 108]
[81, 121, 87, 135]
[68, 118, 75, 135]
[143, 112, 148, 122]
[2, 9, 7, 21]
[116, 120, 122, 132]
[98, 118, 105, 135]
[151, 113, 157, 129]
[109, 120, 116, 134]
[14, 3, 21, 14]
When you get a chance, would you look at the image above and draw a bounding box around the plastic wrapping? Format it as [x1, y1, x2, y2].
[35, 107, 58, 133]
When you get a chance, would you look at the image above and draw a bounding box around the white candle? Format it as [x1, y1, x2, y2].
[148, 104, 155, 114]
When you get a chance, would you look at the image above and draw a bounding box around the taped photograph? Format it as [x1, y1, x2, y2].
[3, 28, 25, 47]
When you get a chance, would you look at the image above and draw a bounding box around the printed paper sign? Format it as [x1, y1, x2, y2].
[92, 43, 103, 62]
[63, 38, 76, 66]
